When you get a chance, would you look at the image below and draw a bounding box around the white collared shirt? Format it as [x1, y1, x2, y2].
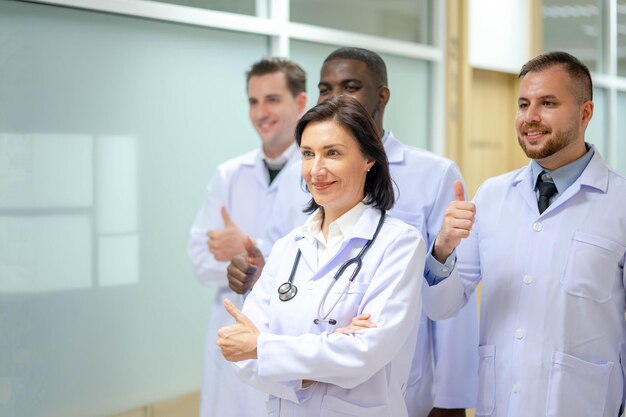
[303, 202, 366, 267]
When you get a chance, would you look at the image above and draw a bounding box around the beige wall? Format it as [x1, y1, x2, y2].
[461, 69, 528, 196]
[446, 0, 540, 197]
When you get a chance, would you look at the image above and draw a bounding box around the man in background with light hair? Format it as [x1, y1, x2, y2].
[188, 57, 307, 417]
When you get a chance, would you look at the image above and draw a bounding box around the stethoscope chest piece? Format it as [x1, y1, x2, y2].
[276, 211, 386, 310]
[278, 282, 298, 301]
[278, 248, 302, 302]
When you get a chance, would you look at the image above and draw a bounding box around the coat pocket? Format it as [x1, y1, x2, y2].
[476, 344, 496, 416]
[321, 395, 388, 417]
[561, 231, 625, 302]
[546, 350, 613, 417]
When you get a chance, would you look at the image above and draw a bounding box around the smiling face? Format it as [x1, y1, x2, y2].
[515, 66, 593, 170]
[247, 72, 306, 158]
[300, 119, 374, 224]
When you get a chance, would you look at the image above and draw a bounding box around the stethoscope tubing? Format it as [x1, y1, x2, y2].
[277, 210, 386, 324]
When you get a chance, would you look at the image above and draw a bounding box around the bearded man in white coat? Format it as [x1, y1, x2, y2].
[423, 51, 626, 417]
[187, 57, 307, 417]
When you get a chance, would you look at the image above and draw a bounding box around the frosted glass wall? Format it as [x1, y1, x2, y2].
[146, 0, 257, 15]
[291, 40, 432, 150]
[290, 0, 434, 44]
[542, 0, 605, 72]
[0, 1, 268, 416]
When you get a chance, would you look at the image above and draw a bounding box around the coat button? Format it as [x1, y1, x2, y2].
[533, 222, 542, 232]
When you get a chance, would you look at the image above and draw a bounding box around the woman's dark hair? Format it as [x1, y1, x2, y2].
[295, 95, 394, 214]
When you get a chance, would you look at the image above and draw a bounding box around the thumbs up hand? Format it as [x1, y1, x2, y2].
[217, 299, 259, 362]
[207, 207, 247, 262]
[227, 237, 266, 294]
[432, 180, 476, 263]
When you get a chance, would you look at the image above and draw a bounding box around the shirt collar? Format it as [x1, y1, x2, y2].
[263, 142, 297, 169]
[530, 143, 595, 194]
[302, 201, 367, 243]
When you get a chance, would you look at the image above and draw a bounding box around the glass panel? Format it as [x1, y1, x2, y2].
[381, 53, 431, 149]
[617, 92, 626, 175]
[290, 0, 433, 44]
[144, 0, 257, 15]
[290, 40, 432, 150]
[542, 0, 604, 73]
[618, 2, 626, 76]
[586, 87, 607, 155]
[0, 1, 268, 416]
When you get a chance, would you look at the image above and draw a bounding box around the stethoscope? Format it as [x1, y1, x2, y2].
[277, 210, 386, 325]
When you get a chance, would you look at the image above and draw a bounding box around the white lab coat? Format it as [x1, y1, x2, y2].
[422, 151, 626, 417]
[187, 147, 300, 417]
[235, 205, 426, 417]
[267, 131, 479, 414]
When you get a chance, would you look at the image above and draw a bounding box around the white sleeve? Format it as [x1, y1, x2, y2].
[187, 172, 228, 287]
[252, 228, 425, 389]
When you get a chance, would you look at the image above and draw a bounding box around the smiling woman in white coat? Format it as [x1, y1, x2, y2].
[216, 95, 426, 417]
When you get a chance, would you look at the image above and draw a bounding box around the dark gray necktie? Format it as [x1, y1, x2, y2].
[536, 173, 557, 214]
[264, 160, 285, 185]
